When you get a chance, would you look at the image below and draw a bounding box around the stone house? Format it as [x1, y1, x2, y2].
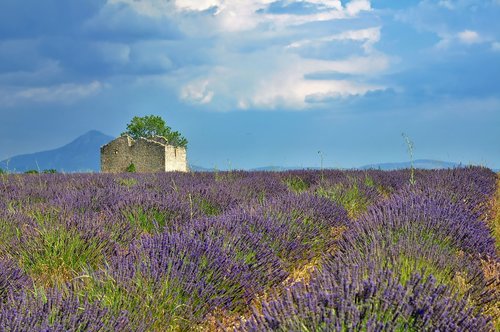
[100, 135, 188, 173]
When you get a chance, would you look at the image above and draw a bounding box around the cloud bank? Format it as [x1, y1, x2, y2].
[0, 0, 387, 110]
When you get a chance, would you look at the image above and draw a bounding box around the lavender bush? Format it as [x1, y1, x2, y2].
[242, 267, 493, 331]
[0, 288, 132, 332]
[0, 167, 497, 330]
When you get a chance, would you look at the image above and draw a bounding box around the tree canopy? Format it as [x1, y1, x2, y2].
[122, 115, 188, 148]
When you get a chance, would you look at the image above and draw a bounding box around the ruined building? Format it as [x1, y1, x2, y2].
[100, 135, 188, 173]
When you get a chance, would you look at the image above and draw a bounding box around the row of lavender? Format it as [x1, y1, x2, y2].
[243, 167, 499, 331]
[0, 167, 497, 330]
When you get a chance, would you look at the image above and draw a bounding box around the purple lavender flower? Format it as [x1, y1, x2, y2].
[0, 288, 132, 331]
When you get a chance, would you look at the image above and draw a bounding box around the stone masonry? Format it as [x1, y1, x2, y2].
[100, 135, 188, 173]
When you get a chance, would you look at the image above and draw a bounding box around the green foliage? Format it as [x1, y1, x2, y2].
[284, 176, 309, 193]
[0, 168, 5, 174]
[0, 217, 18, 255]
[390, 253, 456, 288]
[76, 271, 153, 330]
[364, 173, 375, 187]
[14, 226, 106, 287]
[42, 169, 57, 174]
[126, 163, 136, 173]
[122, 115, 188, 148]
[195, 197, 221, 216]
[25, 169, 39, 174]
[316, 182, 370, 218]
[492, 177, 500, 251]
[81, 261, 240, 331]
[123, 207, 174, 234]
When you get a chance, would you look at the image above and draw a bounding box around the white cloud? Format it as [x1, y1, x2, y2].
[109, 0, 371, 33]
[175, 0, 222, 12]
[179, 52, 388, 109]
[491, 41, 500, 51]
[345, 0, 371, 16]
[103, 0, 382, 110]
[180, 79, 214, 104]
[249, 75, 383, 109]
[0, 81, 104, 106]
[435, 29, 488, 49]
[457, 30, 481, 44]
[247, 55, 387, 108]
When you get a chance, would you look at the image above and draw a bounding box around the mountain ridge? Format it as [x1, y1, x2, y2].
[0, 130, 114, 172]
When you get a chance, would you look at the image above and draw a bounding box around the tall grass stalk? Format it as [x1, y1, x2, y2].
[318, 150, 325, 184]
[402, 132, 416, 185]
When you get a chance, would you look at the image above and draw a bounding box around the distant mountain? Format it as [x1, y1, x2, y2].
[359, 159, 461, 170]
[0, 130, 114, 173]
[2, 136, 496, 174]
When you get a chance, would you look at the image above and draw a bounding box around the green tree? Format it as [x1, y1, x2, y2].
[122, 115, 188, 148]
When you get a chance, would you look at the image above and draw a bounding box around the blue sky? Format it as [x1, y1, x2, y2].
[0, 0, 499, 169]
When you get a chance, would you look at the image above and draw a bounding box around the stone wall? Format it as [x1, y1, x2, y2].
[100, 135, 188, 173]
[101, 136, 137, 173]
[165, 146, 188, 172]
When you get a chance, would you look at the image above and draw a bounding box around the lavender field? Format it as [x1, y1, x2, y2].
[0, 167, 499, 331]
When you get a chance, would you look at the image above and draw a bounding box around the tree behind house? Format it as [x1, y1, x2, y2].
[122, 115, 188, 148]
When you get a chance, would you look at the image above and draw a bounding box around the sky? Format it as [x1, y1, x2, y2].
[0, 0, 499, 170]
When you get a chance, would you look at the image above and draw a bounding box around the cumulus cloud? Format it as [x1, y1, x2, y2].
[345, 0, 371, 16]
[110, 0, 371, 33]
[247, 54, 387, 108]
[98, 0, 382, 110]
[178, 50, 388, 109]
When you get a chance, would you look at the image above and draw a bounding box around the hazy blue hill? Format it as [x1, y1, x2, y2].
[359, 159, 461, 170]
[0, 130, 114, 173]
[249, 160, 465, 171]
[2, 132, 495, 173]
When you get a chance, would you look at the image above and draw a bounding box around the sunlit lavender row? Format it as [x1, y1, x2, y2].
[0, 167, 498, 331]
